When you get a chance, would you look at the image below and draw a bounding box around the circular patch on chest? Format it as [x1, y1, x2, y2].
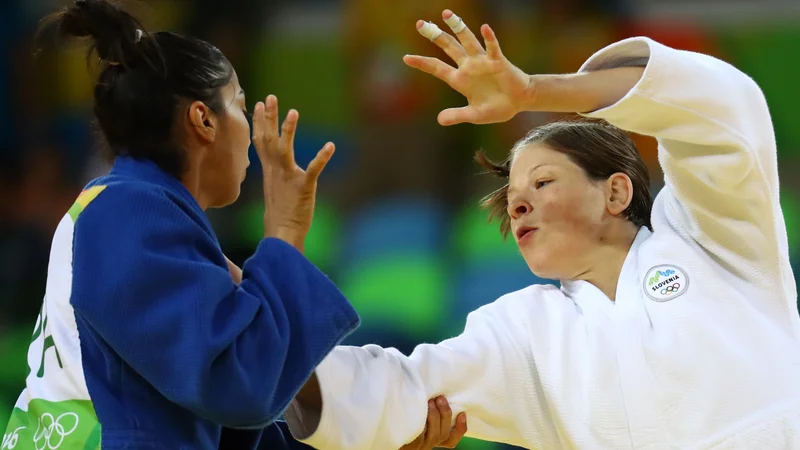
[643, 265, 689, 302]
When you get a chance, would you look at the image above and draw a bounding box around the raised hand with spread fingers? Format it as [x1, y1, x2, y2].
[402, 10, 532, 126]
[251, 95, 335, 253]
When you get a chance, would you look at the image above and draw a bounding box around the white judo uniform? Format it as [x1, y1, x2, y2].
[284, 37, 800, 449]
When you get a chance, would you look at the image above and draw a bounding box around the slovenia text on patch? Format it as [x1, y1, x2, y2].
[644, 265, 689, 302]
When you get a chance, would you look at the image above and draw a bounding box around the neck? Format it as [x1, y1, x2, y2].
[580, 223, 640, 301]
[181, 149, 212, 210]
[181, 166, 210, 211]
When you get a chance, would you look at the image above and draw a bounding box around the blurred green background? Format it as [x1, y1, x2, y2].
[1, 0, 799, 448]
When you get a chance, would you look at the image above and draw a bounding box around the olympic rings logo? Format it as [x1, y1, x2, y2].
[32, 412, 79, 450]
[660, 283, 681, 296]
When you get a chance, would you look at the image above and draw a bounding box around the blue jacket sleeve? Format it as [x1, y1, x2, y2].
[70, 184, 359, 428]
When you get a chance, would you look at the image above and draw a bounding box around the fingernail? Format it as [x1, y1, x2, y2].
[437, 397, 446, 407]
[458, 413, 466, 423]
[428, 400, 435, 408]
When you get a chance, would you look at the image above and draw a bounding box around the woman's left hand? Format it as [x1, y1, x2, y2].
[400, 396, 468, 449]
[252, 95, 335, 253]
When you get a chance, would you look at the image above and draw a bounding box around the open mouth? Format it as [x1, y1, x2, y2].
[515, 226, 537, 241]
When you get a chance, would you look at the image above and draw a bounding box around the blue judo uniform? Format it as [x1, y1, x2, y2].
[3, 156, 358, 449]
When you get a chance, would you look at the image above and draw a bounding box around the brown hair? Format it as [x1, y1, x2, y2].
[476, 118, 653, 237]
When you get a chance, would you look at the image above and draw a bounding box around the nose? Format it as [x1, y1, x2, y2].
[507, 198, 532, 220]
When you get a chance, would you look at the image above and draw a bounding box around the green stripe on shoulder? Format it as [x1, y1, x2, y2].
[67, 185, 107, 222]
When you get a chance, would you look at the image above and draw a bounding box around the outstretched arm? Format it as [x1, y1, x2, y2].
[283, 296, 547, 449]
[405, 10, 794, 312]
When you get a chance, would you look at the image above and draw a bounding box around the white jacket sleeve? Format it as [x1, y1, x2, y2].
[283, 296, 544, 449]
[580, 37, 796, 308]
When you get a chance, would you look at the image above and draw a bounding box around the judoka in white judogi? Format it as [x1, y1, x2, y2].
[285, 30, 800, 450]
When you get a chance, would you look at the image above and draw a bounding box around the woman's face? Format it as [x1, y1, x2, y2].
[507, 143, 610, 280]
[203, 70, 251, 208]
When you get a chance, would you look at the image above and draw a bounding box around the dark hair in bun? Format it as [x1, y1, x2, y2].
[39, 0, 235, 177]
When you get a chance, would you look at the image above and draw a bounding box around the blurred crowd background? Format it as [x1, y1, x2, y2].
[2, 0, 800, 448]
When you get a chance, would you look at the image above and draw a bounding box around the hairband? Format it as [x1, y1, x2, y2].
[103, 29, 143, 66]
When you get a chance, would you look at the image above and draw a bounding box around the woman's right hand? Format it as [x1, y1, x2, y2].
[402, 10, 532, 126]
[252, 95, 335, 253]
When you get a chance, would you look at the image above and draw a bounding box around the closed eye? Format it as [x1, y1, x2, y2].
[535, 180, 552, 189]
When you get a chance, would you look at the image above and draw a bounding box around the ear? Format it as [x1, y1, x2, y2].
[187, 100, 216, 144]
[605, 173, 634, 216]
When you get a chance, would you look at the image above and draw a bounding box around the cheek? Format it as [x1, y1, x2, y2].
[524, 188, 603, 269]
[235, 114, 251, 148]
[213, 120, 249, 177]
[224, 115, 251, 165]
[538, 187, 598, 234]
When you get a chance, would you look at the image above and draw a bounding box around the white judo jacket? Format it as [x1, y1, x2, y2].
[284, 37, 800, 449]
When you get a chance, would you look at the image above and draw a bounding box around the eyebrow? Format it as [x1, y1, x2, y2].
[528, 163, 552, 174]
[507, 164, 554, 197]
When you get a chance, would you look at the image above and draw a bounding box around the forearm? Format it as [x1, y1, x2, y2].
[295, 373, 322, 411]
[266, 226, 306, 254]
[525, 66, 645, 114]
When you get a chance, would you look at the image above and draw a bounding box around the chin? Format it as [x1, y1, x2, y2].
[522, 249, 564, 281]
[208, 187, 241, 209]
[522, 252, 549, 278]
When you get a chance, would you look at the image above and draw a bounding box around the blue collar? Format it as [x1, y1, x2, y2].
[109, 156, 199, 209]
[106, 156, 219, 246]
